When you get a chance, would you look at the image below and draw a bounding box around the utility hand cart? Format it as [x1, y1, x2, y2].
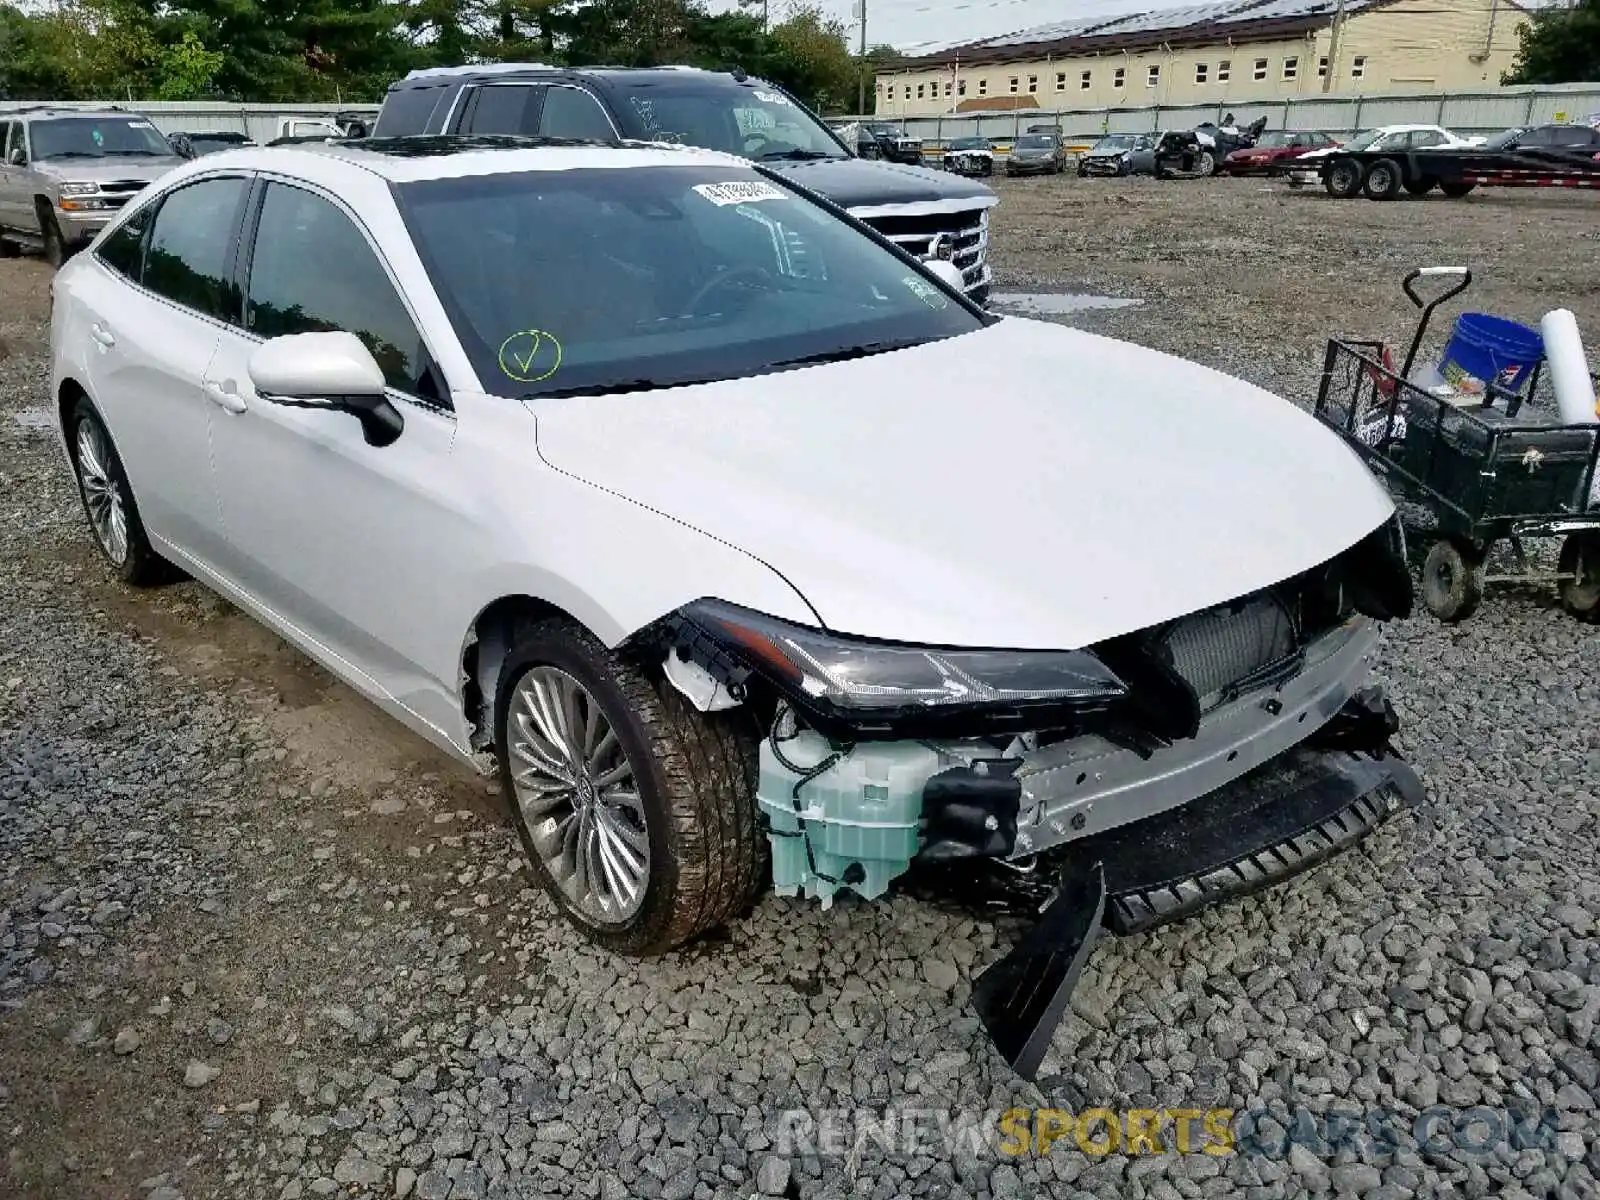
[1314, 267, 1600, 622]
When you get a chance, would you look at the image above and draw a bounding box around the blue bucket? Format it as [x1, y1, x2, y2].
[1438, 312, 1544, 393]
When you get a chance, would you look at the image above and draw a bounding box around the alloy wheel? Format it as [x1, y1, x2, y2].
[507, 665, 650, 924]
[76, 419, 129, 565]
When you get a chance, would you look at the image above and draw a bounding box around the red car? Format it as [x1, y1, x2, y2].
[1222, 130, 1341, 176]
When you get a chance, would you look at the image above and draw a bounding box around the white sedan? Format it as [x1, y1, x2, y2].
[1287, 123, 1486, 187]
[49, 137, 1417, 975]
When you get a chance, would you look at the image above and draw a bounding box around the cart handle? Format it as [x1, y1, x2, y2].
[1401, 266, 1474, 378]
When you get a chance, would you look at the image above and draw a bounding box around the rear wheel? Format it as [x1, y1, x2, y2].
[1325, 158, 1366, 199]
[68, 399, 170, 586]
[1422, 539, 1486, 622]
[1363, 158, 1405, 200]
[1439, 180, 1476, 199]
[1558, 531, 1600, 623]
[1197, 149, 1216, 176]
[495, 618, 763, 955]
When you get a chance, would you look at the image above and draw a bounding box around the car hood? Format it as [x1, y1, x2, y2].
[763, 156, 997, 211]
[33, 155, 184, 182]
[530, 320, 1394, 650]
[1085, 148, 1132, 158]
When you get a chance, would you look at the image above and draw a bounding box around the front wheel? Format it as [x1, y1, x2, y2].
[39, 206, 68, 268]
[69, 399, 170, 586]
[1197, 150, 1216, 176]
[1325, 158, 1366, 199]
[1422, 539, 1486, 622]
[495, 618, 763, 955]
[1558, 531, 1600, 623]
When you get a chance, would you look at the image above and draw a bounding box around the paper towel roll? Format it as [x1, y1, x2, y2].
[1541, 308, 1598, 425]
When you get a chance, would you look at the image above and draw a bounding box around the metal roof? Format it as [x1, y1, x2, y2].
[896, 0, 1389, 65]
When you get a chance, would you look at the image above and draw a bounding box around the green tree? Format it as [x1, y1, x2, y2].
[1503, 0, 1600, 85]
[764, 3, 854, 111]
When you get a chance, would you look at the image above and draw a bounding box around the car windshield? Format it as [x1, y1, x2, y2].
[949, 138, 989, 149]
[30, 116, 175, 160]
[1484, 128, 1524, 150]
[623, 82, 848, 161]
[1344, 129, 1384, 151]
[397, 163, 984, 399]
[1255, 132, 1293, 148]
[1016, 135, 1054, 149]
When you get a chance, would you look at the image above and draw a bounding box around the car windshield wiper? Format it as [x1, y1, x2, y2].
[758, 149, 836, 161]
[769, 337, 935, 368]
[530, 378, 716, 399]
[36, 151, 101, 160]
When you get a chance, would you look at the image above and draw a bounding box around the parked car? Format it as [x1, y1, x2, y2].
[171, 130, 257, 158]
[1287, 125, 1483, 187]
[1221, 130, 1339, 176]
[1482, 123, 1600, 153]
[52, 139, 1421, 1071]
[860, 121, 925, 165]
[941, 136, 995, 177]
[1077, 133, 1157, 177]
[1192, 115, 1269, 169]
[372, 65, 996, 302]
[0, 106, 185, 267]
[1005, 132, 1068, 176]
[827, 120, 883, 159]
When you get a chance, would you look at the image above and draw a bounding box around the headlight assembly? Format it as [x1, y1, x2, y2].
[57, 182, 100, 198]
[677, 599, 1127, 737]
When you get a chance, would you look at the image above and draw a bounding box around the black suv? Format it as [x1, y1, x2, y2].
[372, 65, 997, 301]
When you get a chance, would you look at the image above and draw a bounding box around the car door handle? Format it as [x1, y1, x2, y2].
[204, 380, 248, 415]
[89, 323, 116, 349]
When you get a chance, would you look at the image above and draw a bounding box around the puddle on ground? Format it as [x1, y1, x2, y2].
[989, 292, 1143, 315]
[11, 407, 54, 432]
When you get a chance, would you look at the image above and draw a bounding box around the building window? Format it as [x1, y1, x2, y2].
[1147, 64, 1160, 87]
[1283, 57, 1298, 80]
[1218, 60, 1231, 82]
[1253, 58, 1268, 81]
[885, 84, 894, 100]
[1080, 70, 1092, 90]
[916, 84, 925, 98]
[978, 78, 988, 95]
[1195, 62, 1209, 84]
[1056, 72, 1067, 91]
[944, 81, 952, 96]
[958, 80, 967, 96]
[1009, 77, 1019, 93]
[1113, 66, 1126, 88]
[1351, 55, 1367, 79]
[1318, 56, 1328, 78]
[1027, 75, 1038, 92]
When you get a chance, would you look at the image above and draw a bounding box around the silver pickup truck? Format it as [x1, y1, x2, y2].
[0, 107, 185, 266]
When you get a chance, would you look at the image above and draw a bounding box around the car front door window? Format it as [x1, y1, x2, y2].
[142, 177, 249, 321]
[538, 87, 617, 141]
[461, 85, 539, 136]
[245, 183, 440, 404]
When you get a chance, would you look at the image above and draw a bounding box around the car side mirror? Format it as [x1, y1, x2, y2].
[7, 148, 24, 166]
[248, 331, 404, 447]
[922, 260, 966, 294]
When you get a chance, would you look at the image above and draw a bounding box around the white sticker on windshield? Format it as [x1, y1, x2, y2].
[753, 91, 792, 106]
[128, 120, 154, 128]
[902, 276, 950, 309]
[692, 181, 788, 206]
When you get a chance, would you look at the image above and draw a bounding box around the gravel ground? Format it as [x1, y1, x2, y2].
[1, 176, 1598, 1200]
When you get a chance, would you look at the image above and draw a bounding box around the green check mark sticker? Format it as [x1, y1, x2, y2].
[497, 329, 563, 384]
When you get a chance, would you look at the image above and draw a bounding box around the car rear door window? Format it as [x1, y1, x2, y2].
[373, 84, 447, 137]
[244, 182, 438, 404]
[537, 87, 617, 141]
[461, 85, 539, 136]
[97, 204, 154, 282]
[142, 177, 248, 321]
[1547, 125, 1594, 147]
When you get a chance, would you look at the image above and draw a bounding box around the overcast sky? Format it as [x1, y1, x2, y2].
[707, 0, 1178, 54]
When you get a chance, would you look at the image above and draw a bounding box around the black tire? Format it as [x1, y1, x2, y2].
[494, 618, 763, 956]
[1118, 159, 1132, 177]
[68, 398, 170, 586]
[37, 202, 68, 268]
[1363, 158, 1405, 200]
[1404, 178, 1437, 196]
[0, 236, 18, 259]
[1558, 531, 1600, 623]
[1439, 180, 1476, 199]
[1421, 539, 1486, 622]
[1076, 165, 1088, 178]
[1325, 158, 1366, 199]
[1198, 149, 1216, 176]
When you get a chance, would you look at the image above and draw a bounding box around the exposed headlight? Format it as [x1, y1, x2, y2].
[58, 182, 100, 197]
[678, 599, 1126, 735]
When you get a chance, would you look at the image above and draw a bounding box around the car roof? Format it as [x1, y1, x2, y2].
[395, 63, 758, 89]
[189, 136, 749, 184]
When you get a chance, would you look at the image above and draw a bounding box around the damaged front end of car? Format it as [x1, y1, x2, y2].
[649, 516, 1422, 1079]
